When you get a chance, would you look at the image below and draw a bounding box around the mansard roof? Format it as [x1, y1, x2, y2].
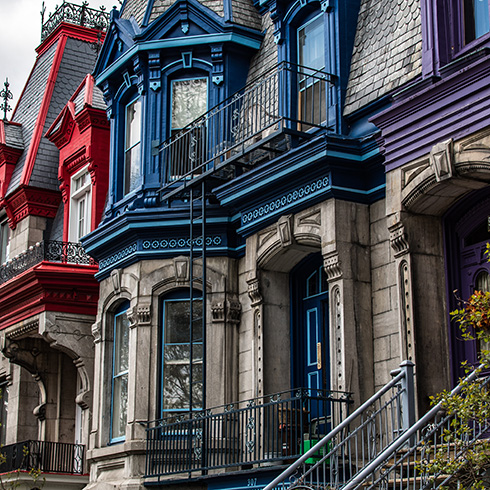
[6, 27, 100, 195]
[94, 0, 262, 82]
[120, 0, 260, 32]
[344, 0, 422, 116]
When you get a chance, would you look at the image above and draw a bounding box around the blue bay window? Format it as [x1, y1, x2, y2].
[111, 301, 130, 443]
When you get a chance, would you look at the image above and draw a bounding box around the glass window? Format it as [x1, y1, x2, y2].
[124, 99, 142, 195]
[169, 78, 208, 180]
[0, 380, 8, 446]
[69, 168, 91, 242]
[0, 219, 10, 265]
[111, 303, 130, 442]
[297, 15, 326, 129]
[162, 298, 203, 414]
[463, 0, 490, 44]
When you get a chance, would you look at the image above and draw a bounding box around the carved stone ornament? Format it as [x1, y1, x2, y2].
[247, 277, 263, 307]
[277, 215, 293, 248]
[389, 221, 409, 258]
[174, 257, 189, 283]
[211, 297, 242, 325]
[92, 321, 102, 343]
[127, 305, 151, 328]
[111, 269, 121, 292]
[430, 139, 454, 182]
[323, 252, 342, 281]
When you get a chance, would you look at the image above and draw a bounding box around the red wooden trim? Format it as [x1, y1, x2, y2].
[37, 23, 106, 57]
[20, 35, 68, 187]
[0, 262, 99, 330]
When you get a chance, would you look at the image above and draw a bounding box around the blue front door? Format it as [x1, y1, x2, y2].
[292, 253, 330, 395]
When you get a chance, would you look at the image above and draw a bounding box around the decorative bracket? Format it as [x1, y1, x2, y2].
[323, 252, 342, 281]
[389, 221, 409, 258]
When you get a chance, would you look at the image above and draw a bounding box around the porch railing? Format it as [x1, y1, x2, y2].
[265, 361, 416, 489]
[0, 440, 85, 475]
[0, 240, 96, 285]
[158, 61, 335, 195]
[265, 361, 490, 490]
[144, 388, 352, 481]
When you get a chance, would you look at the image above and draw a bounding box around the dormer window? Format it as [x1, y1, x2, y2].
[124, 98, 142, 195]
[69, 168, 92, 242]
[463, 0, 490, 44]
[169, 78, 208, 179]
[297, 14, 327, 129]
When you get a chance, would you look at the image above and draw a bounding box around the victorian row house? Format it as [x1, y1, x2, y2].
[0, 3, 110, 488]
[2, 0, 490, 488]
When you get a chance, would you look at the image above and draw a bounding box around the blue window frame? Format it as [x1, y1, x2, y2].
[297, 14, 327, 130]
[161, 293, 203, 417]
[124, 98, 142, 195]
[111, 301, 130, 443]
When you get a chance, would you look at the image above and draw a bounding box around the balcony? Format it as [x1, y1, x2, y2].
[0, 240, 96, 286]
[0, 440, 85, 475]
[144, 388, 352, 482]
[158, 61, 335, 200]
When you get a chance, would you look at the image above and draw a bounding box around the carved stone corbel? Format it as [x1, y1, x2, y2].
[92, 321, 102, 343]
[389, 221, 409, 258]
[323, 252, 342, 281]
[212, 297, 241, 325]
[247, 277, 263, 307]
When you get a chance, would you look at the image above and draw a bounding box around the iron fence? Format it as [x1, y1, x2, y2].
[0, 240, 96, 285]
[0, 440, 85, 475]
[159, 61, 335, 191]
[144, 388, 352, 481]
[41, 1, 111, 41]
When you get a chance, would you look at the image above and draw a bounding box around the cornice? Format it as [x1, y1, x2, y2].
[0, 263, 99, 330]
[3, 186, 62, 229]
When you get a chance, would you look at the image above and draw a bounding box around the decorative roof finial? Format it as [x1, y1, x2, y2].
[0, 79, 13, 121]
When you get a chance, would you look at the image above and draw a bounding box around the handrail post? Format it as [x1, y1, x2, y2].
[399, 360, 415, 445]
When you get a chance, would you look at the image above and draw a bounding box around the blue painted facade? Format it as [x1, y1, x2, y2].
[82, 0, 384, 279]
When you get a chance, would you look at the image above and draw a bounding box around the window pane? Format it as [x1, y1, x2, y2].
[112, 374, 128, 439]
[0, 382, 8, 446]
[298, 15, 325, 71]
[124, 99, 141, 195]
[0, 221, 10, 265]
[162, 297, 203, 413]
[126, 100, 142, 149]
[476, 271, 490, 292]
[171, 79, 207, 130]
[114, 312, 129, 374]
[464, 0, 490, 44]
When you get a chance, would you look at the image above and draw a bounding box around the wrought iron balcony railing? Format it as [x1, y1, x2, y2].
[0, 240, 96, 285]
[0, 440, 85, 475]
[41, 1, 111, 41]
[159, 61, 335, 198]
[144, 388, 352, 481]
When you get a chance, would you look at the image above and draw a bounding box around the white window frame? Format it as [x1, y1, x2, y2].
[69, 167, 92, 242]
[0, 218, 10, 265]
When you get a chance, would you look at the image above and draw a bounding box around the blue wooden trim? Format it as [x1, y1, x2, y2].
[142, 0, 156, 27]
[95, 33, 263, 85]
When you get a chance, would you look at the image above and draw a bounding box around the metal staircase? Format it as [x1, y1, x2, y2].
[264, 362, 490, 490]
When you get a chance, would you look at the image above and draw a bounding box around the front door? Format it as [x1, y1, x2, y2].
[292, 253, 330, 396]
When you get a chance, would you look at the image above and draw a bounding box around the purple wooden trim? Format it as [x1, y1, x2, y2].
[421, 0, 437, 77]
[372, 54, 490, 171]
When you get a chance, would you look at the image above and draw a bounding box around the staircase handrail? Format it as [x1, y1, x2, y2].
[263, 363, 411, 490]
[342, 364, 483, 490]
